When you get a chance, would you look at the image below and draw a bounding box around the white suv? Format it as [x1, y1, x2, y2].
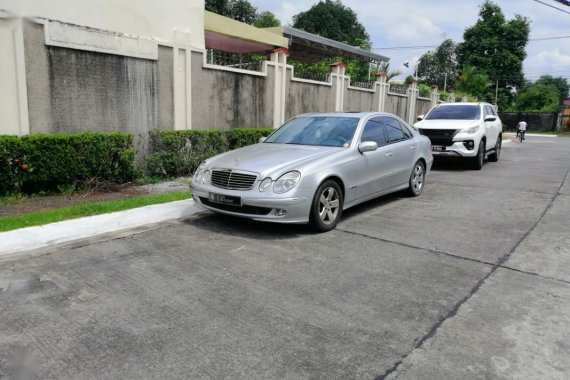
[414, 102, 502, 170]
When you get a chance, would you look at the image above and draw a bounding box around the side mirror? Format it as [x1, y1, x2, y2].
[417, 115, 425, 121]
[259, 136, 267, 143]
[358, 141, 378, 153]
[484, 115, 497, 122]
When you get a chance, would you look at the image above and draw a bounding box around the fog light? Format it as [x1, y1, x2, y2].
[275, 209, 287, 216]
[463, 140, 475, 150]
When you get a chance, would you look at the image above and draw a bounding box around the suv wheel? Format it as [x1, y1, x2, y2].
[488, 137, 501, 162]
[470, 140, 485, 170]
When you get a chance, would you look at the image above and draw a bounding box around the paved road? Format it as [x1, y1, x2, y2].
[1, 136, 569, 379]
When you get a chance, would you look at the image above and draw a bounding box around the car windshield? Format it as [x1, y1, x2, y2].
[264, 116, 359, 147]
[426, 105, 481, 120]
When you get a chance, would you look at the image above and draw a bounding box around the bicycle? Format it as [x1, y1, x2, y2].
[518, 130, 525, 143]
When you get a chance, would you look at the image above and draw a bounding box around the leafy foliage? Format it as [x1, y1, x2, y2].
[417, 39, 459, 89]
[457, 65, 490, 99]
[0, 133, 135, 195]
[535, 75, 569, 102]
[147, 128, 274, 178]
[254, 11, 281, 28]
[457, 1, 530, 108]
[512, 83, 560, 112]
[205, 0, 257, 24]
[292, 0, 370, 46]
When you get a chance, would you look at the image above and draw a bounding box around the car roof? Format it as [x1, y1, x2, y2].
[294, 111, 397, 118]
[437, 102, 490, 107]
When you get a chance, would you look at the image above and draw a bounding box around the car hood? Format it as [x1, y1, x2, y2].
[415, 119, 480, 130]
[206, 143, 340, 177]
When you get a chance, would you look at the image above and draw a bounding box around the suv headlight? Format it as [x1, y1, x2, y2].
[273, 171, 301, 194]
[462, 125, 480, 134]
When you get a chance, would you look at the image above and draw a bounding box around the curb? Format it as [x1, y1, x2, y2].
[0, 199, 202, 257]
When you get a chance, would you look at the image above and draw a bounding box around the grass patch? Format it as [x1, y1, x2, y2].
[0, 191, 190, 232]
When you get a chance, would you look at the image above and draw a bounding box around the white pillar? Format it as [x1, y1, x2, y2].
[173, 31, 192, 130]
[430, 85, 440, 107]
[376, 72, 389, 112]
[406, 81, 419, 125]
[271, 48, 288, 129]
[330, 62, 347, 112]
[0, 15, 29, 135]
[447, 90, 455, 103]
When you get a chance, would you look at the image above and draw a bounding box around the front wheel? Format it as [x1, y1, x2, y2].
[469, 140, 485, 170]
[309, 180, 343, 232]
[488, 137, 501, 162]
[407, 161, 425, 197]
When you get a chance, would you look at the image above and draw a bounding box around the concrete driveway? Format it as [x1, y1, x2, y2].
[1, 136, 569, 379]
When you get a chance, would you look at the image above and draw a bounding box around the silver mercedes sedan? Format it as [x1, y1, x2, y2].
[190, 112, 433, 231]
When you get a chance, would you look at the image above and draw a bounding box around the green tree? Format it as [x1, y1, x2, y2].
[254, 11, 281, 28]
[513, 83, 560, 112]
[458, 1, 530, 108]
[417, 39, 459, 90]
[205, 0, 257, 25]
[535, 75, 569, 101]
[292, 0, 370, 46]
[378, 62, 401, 82]
[457, 65, 490, 99]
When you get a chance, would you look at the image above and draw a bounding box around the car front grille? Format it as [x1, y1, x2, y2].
[211, 169, 257, 190]
[419, 129, 459, 146]
[199, 197, 272, 215]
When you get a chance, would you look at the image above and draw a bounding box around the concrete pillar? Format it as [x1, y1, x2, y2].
[330, 62, 347, 112]
[447, 89, 455, 103]
[430, 85, 439, 107]
[271, 48, 288, 128]
[0, 14, 29, 135]
[406, 80, 419, 125]
[173, 31, 193, 130]
[376, 72, 389, 112]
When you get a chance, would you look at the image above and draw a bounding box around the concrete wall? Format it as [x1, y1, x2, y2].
[345, 86, 377, 112]
[416, 98, 432, 117]
[191, 51, 273, 130]
[0, 0, 204, 49]
[285, 71, 334, 120]
[385, 94, 408, 120]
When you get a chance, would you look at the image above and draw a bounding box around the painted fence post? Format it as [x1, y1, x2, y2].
[406, 80, 419, 125]
[447, 89, 455, 103]
[430, 85, 439, 107]
[271, 48, 289, 128]
[330, 62, 347, 112]
[376, 72, 389, 112]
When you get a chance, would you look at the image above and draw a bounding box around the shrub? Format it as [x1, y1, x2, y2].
[147, 128, 274, 177]
[0, 133, 135, 195]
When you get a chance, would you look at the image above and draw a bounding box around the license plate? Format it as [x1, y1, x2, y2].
[432, 145, 446, 151]
[209, 192, 241, 206]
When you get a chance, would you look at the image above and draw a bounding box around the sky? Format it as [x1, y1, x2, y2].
[250, 0, 570, 84]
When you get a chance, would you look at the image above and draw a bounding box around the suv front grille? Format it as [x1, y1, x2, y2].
[419, 129, 459, 146]
[211, 169, 257, 190]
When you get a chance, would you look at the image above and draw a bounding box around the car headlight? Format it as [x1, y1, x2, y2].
[259, 177, 272, 192]
[462, 125, 480, 134]
[193, 163, 206, 184]
[202, 170, 210, 185]
[273, 171, 301, 194]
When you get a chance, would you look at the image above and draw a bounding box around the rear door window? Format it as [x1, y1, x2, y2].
[382, 117, 408, 143]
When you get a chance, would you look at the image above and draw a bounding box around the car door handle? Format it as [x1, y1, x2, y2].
[385, 152, 393, 157]
[410, 146, 416, 150]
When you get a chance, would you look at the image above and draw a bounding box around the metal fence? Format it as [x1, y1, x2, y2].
[350, 80, 375, 90]
[206, 49, 265, 72]
[291, 66, 330, 82]
[389, 83, 408, 95]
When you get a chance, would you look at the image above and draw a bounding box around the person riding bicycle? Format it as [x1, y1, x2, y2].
[517, 119, 527, 141]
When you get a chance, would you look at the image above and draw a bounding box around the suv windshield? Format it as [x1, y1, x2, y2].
[265, 117, 359, 147]
[426, 105, 481, 120]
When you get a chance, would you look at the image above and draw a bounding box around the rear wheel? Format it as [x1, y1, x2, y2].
[469, 140, 485, 170]
[407, 161, 425, 197]
[488, 136, 501, 162]
[309, 180, 343, 232]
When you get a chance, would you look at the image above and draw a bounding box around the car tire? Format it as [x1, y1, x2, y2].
[407, 160, 425, 197]
[488, 136, 501, 162]
[309, 180, 343, 232]
[470, 140, 485, 170]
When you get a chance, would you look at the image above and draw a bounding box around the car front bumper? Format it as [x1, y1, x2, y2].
[190, 183, 312, 224]
[432, 140, 479, 158]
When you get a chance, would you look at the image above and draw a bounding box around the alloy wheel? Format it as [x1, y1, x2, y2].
[411, 164, 424, 193]
[318, 187, 340, 225]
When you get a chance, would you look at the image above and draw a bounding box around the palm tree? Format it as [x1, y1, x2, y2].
[457, 64, 490, 98]
[378, 62, 402, 82]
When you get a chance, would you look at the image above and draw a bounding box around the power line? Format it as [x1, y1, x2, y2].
[372, 35, 570, 51]
[531, 0, 570, 14]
